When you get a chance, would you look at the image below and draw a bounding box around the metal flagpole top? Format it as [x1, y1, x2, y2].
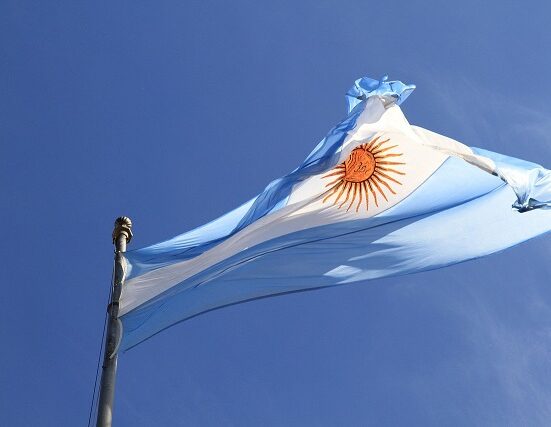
[96, 216, 133, 427]
[112, 216, 133, 244]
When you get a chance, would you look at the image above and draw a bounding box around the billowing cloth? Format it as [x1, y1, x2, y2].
[119, 76, 551, 350]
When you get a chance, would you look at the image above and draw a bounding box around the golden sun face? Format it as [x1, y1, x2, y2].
[322, 135, 405, 213]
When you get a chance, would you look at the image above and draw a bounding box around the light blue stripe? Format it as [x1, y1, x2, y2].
[121, 155, 549, 351]
[125, 198, 256, 280]
[346, 75, 415, 113]
[472, 147, 551, 211]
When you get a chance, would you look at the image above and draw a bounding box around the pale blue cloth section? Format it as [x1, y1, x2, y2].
[126, 199, 256, 279]
[473, 147, 551, 211]
[121, 155, 551, 350]
[345, 75, 416, 113]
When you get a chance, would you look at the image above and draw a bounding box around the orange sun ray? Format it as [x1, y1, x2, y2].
[374, 152, 402, 160]
[346, 183, 359, 212]
[325, 175, 345, 187]
[374, 170, 403, 185]
[377, 166, 405, 176]
[322, 169, 345, 179]
[372, 144, 399, 155]
[338, 182, 354, 209]
[333, 181, 349, 206]
[372, 174, 396, 195]
[370, 177, 388, 202]
[376, 160, 406, 166]
[365, 136, 381, 151]
[363, 181, 369, 211]
[356, 181, 363, 212]
[367, 179, 378, 207]
[323, 181, 344, 203]
[370, 138, 390, 153]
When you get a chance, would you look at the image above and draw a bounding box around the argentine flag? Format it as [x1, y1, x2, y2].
[120, 76, 551, 350]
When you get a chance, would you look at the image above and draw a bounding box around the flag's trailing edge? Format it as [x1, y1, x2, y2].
[119, 76, 551, 351]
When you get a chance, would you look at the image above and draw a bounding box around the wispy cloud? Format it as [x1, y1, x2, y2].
[414, 72, 551, 162]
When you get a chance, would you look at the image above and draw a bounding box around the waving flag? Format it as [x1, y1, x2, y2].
[120, 76, 551, 350]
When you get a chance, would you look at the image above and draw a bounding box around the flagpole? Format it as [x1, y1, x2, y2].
[96, 216, 133, 427]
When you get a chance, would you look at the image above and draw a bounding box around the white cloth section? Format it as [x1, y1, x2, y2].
[120, 98, 449, 315]
[411, 126, 496, 175]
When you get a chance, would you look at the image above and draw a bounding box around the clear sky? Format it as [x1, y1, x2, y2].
[2, 1, 551, 426]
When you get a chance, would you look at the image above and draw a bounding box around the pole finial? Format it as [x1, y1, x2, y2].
[112, 216, 133, 243]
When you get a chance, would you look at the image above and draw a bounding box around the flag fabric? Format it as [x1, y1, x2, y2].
[119, 76, 551, 350]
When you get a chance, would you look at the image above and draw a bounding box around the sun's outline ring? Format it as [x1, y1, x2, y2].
[321, 135, 405, 213]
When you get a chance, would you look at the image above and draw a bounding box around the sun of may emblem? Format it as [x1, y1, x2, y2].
[322, 135, 405, 212]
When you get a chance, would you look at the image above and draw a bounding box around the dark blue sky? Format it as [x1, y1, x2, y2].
[3, 1, 551, 425]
